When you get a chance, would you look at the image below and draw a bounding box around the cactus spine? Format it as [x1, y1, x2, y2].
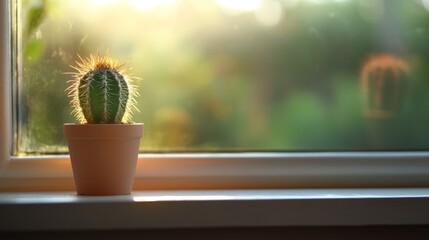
[67, 54, 138, 124]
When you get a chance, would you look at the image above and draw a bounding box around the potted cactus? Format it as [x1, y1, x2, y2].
[360, 54, 409, 119]
[64, 54, 143, 195]
[360, 54, 409, 148]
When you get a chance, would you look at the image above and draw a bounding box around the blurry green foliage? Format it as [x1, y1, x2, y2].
[24, 38, 44, 64]
[15, 0, 429, 153]
[23, 0, 46, 64]
[24, 0, 45, 36]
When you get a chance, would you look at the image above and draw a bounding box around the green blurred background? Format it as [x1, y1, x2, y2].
[14, 0, 429, 154]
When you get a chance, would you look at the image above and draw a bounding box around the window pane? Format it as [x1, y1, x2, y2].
[14, 0, 429, 154]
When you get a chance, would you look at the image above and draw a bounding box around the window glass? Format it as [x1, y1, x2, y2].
[14, 0, 429, 154]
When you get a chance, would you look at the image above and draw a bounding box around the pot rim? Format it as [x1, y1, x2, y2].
[64, 123, 143, 125]
[64, 123, 144, 139]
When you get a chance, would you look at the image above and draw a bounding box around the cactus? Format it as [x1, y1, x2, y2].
[66, 54, 138, 124]
[360, 54, 409, 119]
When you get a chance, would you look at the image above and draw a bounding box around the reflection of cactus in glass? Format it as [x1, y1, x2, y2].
[360, 54, 409, 118]
[66, 54, 138, 124]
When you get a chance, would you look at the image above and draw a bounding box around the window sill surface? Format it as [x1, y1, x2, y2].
[1, 188, 429, 231]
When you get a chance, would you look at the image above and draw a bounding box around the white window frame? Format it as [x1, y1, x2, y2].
[2, 0, 429, 192]
[0, 0, 12, 170]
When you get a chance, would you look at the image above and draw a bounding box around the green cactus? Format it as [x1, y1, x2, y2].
[66, 54, 138, 124]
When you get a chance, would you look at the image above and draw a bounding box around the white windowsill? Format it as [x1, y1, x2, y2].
[1, 188, 429, 231]
[3, 152, 429, 191]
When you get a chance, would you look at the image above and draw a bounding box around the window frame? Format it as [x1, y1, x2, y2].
[2, 0, 429, 192]
[0, 0, 12, 170]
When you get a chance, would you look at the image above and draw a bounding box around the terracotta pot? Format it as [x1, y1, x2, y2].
[64, 123, 143, 195]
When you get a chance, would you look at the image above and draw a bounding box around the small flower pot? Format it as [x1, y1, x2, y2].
[64, 123, 143, 195]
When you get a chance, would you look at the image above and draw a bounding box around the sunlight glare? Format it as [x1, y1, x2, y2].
[90, 0, 120, 7]
[306, 0, 349, 3]
[133, 195, 236, 202]
[255, 0, 283, 26]
[215, 0, 262, 13]
[128, 0, 177, 11]
[306, 0, 328, 4]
